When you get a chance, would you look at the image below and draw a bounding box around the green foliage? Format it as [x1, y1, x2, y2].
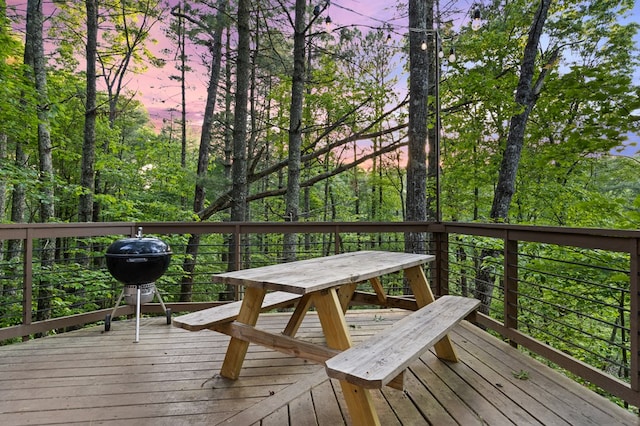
[0, 0, 636, 229]
[440, 0, 639, 227]
[512, 370, 530, 380]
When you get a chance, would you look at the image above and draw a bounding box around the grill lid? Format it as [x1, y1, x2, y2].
[106, 237, 172, 258]
[105, 230, 172, 285]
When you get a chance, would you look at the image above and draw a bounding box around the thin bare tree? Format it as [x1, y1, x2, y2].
[228, 0, 252, 269]
[171, 1, 227, 301]
[25, 0, 56, 323]
[405, 0, 432, 255]
[78, 0, 97, 223]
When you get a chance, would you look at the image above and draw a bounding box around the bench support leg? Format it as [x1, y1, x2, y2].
[313, 288, 381, 426]
[220, 287, 266, 379]
[405, 265, 459, 362]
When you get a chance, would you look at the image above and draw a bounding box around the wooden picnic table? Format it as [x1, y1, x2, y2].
[174, 250, 477, 425]
[173, 251, 479, 426]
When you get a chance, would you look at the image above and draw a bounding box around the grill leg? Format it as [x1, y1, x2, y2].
[105, 288, 126, 332]
[135, 286, 141, 343]
[109, 288, 126, 319]
[155, 285, 168, 311]
[154, 286, 172, 325]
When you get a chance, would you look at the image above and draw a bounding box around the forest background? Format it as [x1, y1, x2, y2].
[1, 0, 639, 233]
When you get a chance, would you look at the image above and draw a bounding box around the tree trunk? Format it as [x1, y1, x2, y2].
[26, 0, 56, 325]
[180, 0, 225, 302]
[228, 0, 251, 269]
[222, 26, 235, 297]
[282, 0, 308, 262]
[425, 22, 438, 223]
[405, 0, 432, 255]
[490, 0, 552, 221]
[79, 0, 97, 223]
[475, 0, 552, 314]
[0, 133, 6, 221]
[179, 1, 187, 209]
[3, 141, 27, 297]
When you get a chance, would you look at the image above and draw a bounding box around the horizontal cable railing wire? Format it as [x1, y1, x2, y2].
[0, 221, 639, 410]
[444, 232, 633, 406]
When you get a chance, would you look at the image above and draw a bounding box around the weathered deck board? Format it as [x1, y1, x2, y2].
[454, 322, 632, 426]
[0, 309, 637, 425]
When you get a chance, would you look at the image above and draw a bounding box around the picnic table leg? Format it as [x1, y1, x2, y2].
[220, 286, 267, 379]
[369, 277, 388, 305]
[313, 288, 381, 426]
[336, 282, 358, 312]
[282, 293, 313, 337]
[404, 265, 459, 362]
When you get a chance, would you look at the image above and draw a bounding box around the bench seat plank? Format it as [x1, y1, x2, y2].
[173, 291, 301, 331]
[325, 295, 480, 389]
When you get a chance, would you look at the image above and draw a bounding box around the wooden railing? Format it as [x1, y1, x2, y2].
[0, 221, 638, 408]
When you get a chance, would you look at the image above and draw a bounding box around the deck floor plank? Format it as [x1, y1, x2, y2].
[401, 368, 459, 426]
[0, 309, 637, 425]
[260, 405, 289, 426]
[424, 351, 517, 425]
[288, 390, 317, 424]
[454, 322, 632, 426]
[453, 327, 595, 425]
[406, 354, 486, 426]
[450, 347, 567, 426]
[311, 379, 347, 426]
[380, 380, 428, 424]
[366, 386, 402, 425]
[451, 337, 568, 426]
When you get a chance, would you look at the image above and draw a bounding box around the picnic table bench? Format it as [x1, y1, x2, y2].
[173, 251, 479, 426]
[173, 291, 300, 331]
[325, 295, 480, 389]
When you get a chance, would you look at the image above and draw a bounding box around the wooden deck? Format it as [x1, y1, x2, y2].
[0, 309, 637, 426]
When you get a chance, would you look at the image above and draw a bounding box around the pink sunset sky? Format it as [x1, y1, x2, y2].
[97, 0, 640, 156]
[5, 0, 640, 153]
[138, 0, 412, 129]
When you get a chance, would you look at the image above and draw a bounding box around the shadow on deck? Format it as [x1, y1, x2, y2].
[0, 309, 637, 425]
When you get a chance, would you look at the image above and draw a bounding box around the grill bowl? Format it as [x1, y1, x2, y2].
[105, 237, 172, 285]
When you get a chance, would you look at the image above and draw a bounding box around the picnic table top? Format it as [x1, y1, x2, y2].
[211, 250, 434, 295]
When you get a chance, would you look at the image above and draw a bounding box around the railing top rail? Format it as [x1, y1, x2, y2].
[440, 222, 640, 238]
[0, 222, 138, 239]
[439, 222, 640, 252]
[1, 221, 638, 251]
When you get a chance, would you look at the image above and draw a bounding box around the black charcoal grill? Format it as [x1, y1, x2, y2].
[105, 227, 172, 342]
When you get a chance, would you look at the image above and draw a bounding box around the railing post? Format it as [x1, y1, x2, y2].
[22, 230, 33, 341]
[504, 234, 518, 348]
[433, 230, 448, 296]
[233, 224, 241, 300]
[234, 224, 241, 271]
[630, 237, 639, 395]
